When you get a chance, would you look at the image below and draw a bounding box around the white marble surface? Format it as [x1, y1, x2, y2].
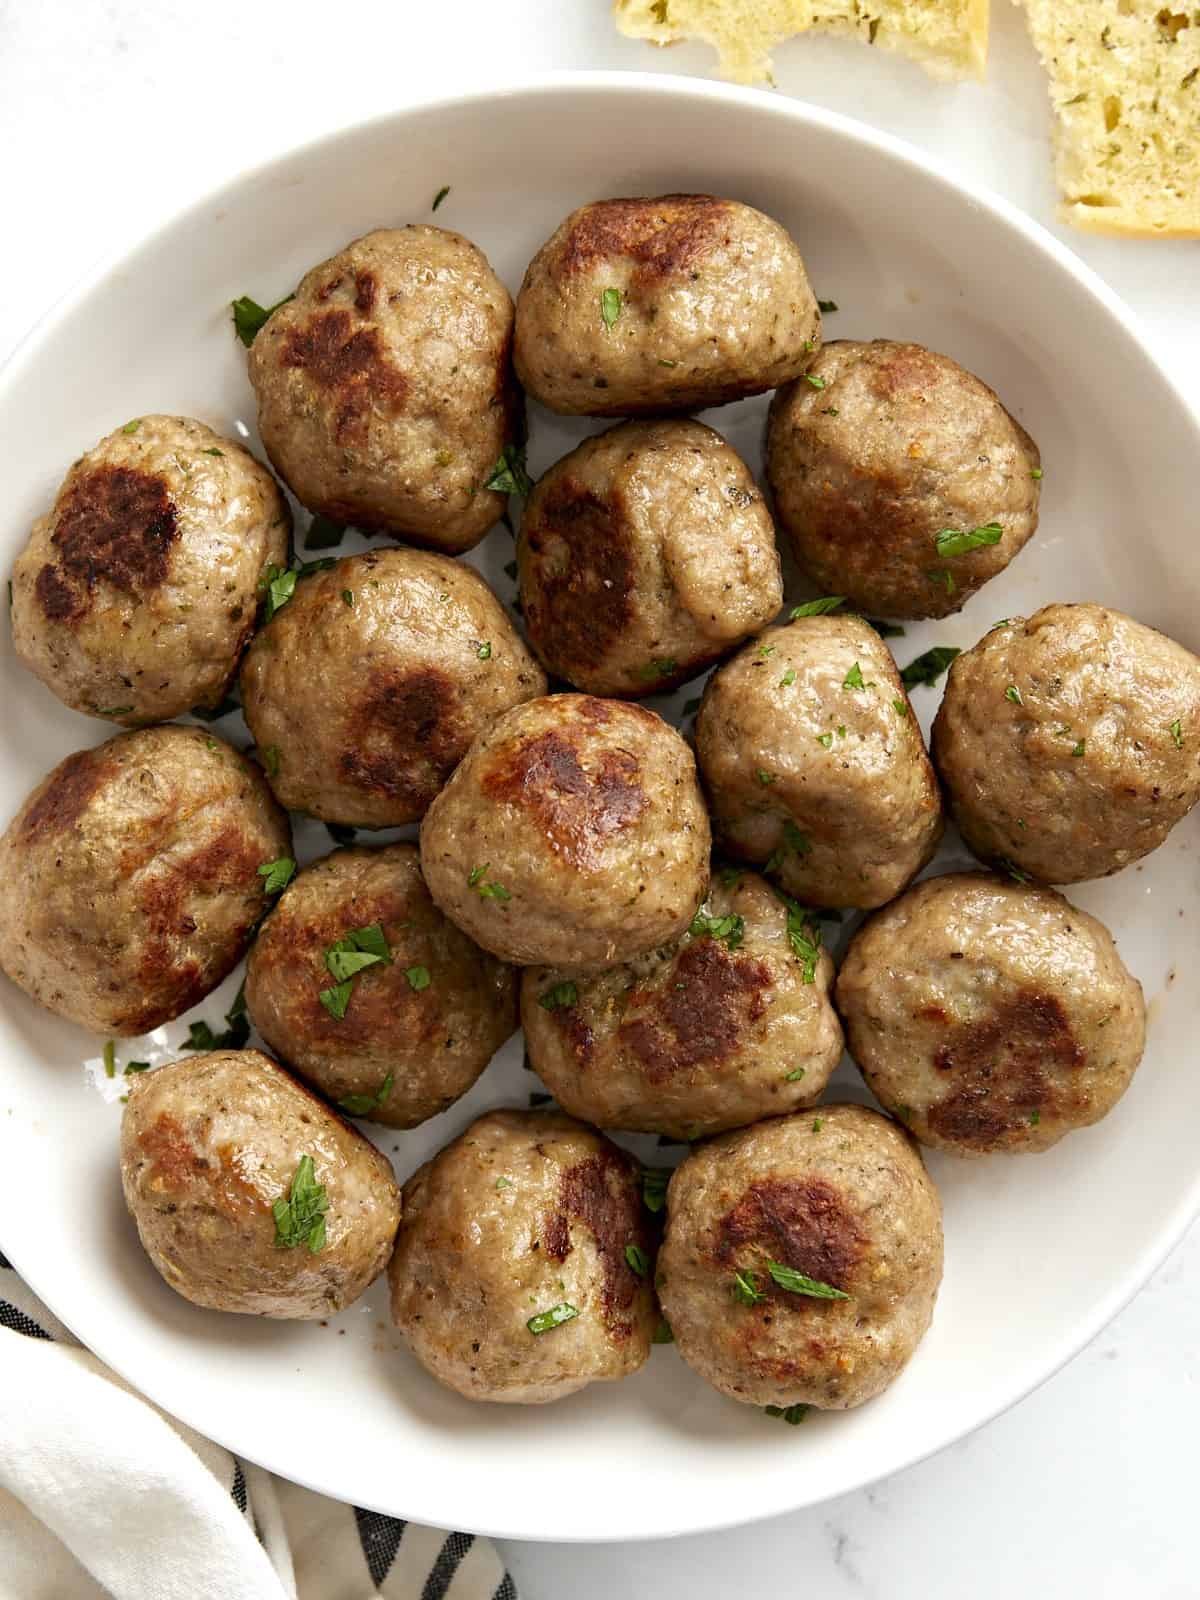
[1, 1, 1197, 1593]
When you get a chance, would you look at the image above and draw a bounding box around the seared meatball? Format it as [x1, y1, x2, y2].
[659, 1105, 942, 1411]
[695, 614, 942, 908]
[933, 604, 1200, 882]
[836, 872, 1146, 1156]
[767, 341, 1041, 620]
[10, 415, 289, 724]
[420, 694, 710, 967]
[245, 844, 516, 1128]
[514, 195, 820, 416]
[240, 547, 545, 828]
[120, 1049, 400, 1318]
[248, 226, 519, 552]
[388, 1109, 654, 1403]
[522, 869, 841, 1139]
[0, 727, 289, 1035]
[517, 420, 782, 697]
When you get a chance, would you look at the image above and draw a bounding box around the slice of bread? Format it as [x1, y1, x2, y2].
[614, 0, 989, 85]
[1018, 1, 1200, 237]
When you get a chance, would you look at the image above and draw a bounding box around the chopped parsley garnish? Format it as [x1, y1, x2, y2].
[755, 768, 776, 786]
[259, 564, 297, 620]
[320, 924, 391, 1019]
[477, 640, 492, 660]
[1170, 719, 1184, 748]
[337, 1072, 395, 1117]
[1030, 467, 1043, 480]
[1005, 685, 1023, 705]
[790, 596, 844, 619]
[638, 657, 678, 682]
[768, 1260, 848, 1299]
[765, 1403, 810, 1425]
[989, 618, 1013, 631]
[538, 981, 578, 1011]
[1071, 739, 1086, 757]
[784, 1066, 807, 1082]
[469, 864, 511, 901]
[779, 669, 796, 688]
[600, 287, 623, 329]
[271, 1155, 328, 1252]
[258, 856, 295, 895]
[900, 646, 960, 689]
[1029, 1108, 1041, 1126]
[758, 643, 775, 660]
[804, 373, 826, 389]
[124, 1060, 150, 1074]
[775, 891, 823, 984]
[892, 699, 908, 717]
[121, 419, 141, 434]
[527, 1302, 578, 1335]
[232, 293, 293, 348]
[204, 448, 224, 457]
[689, 910, 745, 950]
[816, 732, 833, 749]
[765, 820, 812, 875]
[624, 1244, 650, 1278]
[181, 984, 251, 1053]
[342, 590, 354, 607]
[432, 184, 451, 211]
[97, 706, 133, 717]
[484, 443, 533, 498]
[304, 515, 346, 550]
[405, 965, 431, 991]
[495, 1176, 513, 1190]
[817, 299, 838, 313]
[652, 1319, 675, 1344]
[682, 695, 703, 717]
[641, 1167, 670, 1213]
[927, 568, 955, 593]
[658, 358, 678, 368]
[103, 1040, 117, 1079]
[999, 857, 1032, 884]
[812, 1117, 823, 1132]
[822, 406, 840, 416]
[843, 661, 865, 690]
[866, 618, 905, 639]
[934, 522, 1003, 558]
[732, 1269, 766, 1306]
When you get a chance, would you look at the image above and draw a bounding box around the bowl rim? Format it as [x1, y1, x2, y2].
[3, 69, 1199, 1542]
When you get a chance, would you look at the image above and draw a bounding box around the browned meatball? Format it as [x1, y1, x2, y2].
[836, 872, 1146, 1156]
[517, 419, 782, 697]
[514, 195, 820, 416]
[933, 604, 1200, 882]
[659, 1105, 943, 1411]
[120, 1050, 401, 1318]
[695, 614, 942, 908]
[248, 227, 519, 552]
[767, 340, 1041, 620]
[420, 694, 711, 967]
[245, 844, 517, 1128]
[388, 1109, 655, 1402]
[240, 547, 545, 828]
[10, 415, 289, 725]
[0, 727, 290, 1035]
[521, 869, 842, 1139]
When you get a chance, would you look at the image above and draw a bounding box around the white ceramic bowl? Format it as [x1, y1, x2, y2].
[1, 74, 1197, 1543]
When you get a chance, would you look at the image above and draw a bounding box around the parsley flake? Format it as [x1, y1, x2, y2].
[689, 910, 745, 950]
[785, 1066, 807, 1082]
[539, 981, 578, 1012]
[257, 856, 296, 895]
[804, 373, 826, 390]
[817, 299, 838, 313]
[337, 1072, 395, 1117]
[1170, 719, 1184, 749]
[732, 1269, 766, 1306]
[625, 1243, 650, 1278]
[342, 590, 354, 607]
[271, 1155, 329, 1253]
[469, 864, 511, 902]
[232, 293, 293, 348]
[638, 657, 678, 682]
[477, 640, 492, 660]
[600, 287, 623, 329]
[653, 1318, 675, 1344]
[527, 1303, 578, 1335]
[765, 1403, 810, 1425]
[900, 647, 960, 689]
[103, 1040, 117, 1079]
[432, 184, 451, 211]
[484, 444, 533, 498]
[756, 768, 776, 786]
[768, 1260, 848, 1299]
[405, 965, 431, 991]
[843, 661, 865, 690]
[641, 1167, 670, 1213]
[1005, 685, 1023, 705]
[1030, 467, 1044, 480]
[934, 522, 1003, 558]
[790, 596, 845, 619]
[775, 890, 823, 984]
[780, 669, 797, 688]
[121, 419, 141, 434]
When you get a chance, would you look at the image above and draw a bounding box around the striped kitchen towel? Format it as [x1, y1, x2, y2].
[0, 1254, 516, 1600]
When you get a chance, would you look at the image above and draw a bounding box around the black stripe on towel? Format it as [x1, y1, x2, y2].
[0, 1299, 52, 1341]
[421, 1531, 475, 1600]
[493, 1575, 518, 1600]
[231, 1460, 248, 1513]
[354, 1507, 407, 1587]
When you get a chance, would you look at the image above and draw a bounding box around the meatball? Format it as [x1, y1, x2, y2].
[695, 614, 942, 909]
[933, 603, 1200, 882]
[388, 1109, 655, 1402]
[10, 415, 289, 724]
[240, 547, 545, 828]
[836, 872, 1146, 1156]
[245, 844, 516, 1128]
[522, 869, 842, 1139]
[767, 340, 1041, 620]
[420, 694, 710, 968]
[514, 195, 820, 416]
[120, 1049, 400, 1318]
[517, 419, 782, 697]
[659, 1105, 943, 1411]
[248, 226, 519, 552]
[0, 727, 289, 1035]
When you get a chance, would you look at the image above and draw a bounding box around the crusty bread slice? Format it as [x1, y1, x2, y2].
[614, 0, 989, 85]
[1018, 1, 1200, 237]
